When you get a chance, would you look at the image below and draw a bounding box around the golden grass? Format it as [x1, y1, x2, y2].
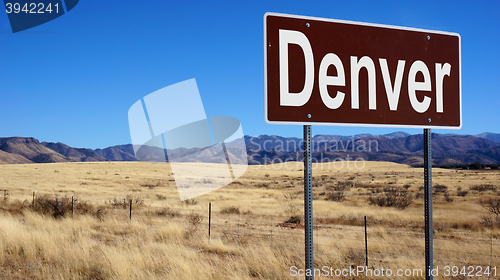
[0, 161, 499, 279]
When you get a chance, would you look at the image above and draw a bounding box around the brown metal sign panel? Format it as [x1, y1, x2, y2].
[264, 13, 461, 128]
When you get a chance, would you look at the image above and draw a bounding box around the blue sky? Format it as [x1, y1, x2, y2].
[1, 1, 499, 149]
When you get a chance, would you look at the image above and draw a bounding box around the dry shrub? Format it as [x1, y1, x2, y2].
[480, 215, 500, 228]
[457, 190, 469, 197]
[106, 196, 144, 209]
[155, 194, 167, 200]
[181, 198, 198, 206]
[451, 221, 481, 231]
[367, 187, 413, 209]
[471, 184, 497, 192]
[479, 198, 500, 216]
[328, 180, 354, 191]
[188, 212, 203, 226]
[106, 198, 125, 208]
[127, 195, 144, 206]
[33, 195, 93, 218]
[324, 181, 353, 202]
[33, 195, 69, 218]
[73, 199, 94, 215]
[325, 191, 346, 202]
[141, 184, 156, 189]
[434, 184, 448, 193]
[184, 212, 203, 239]
[156, 206, 180, 218]
[444, 191, 453, 203]
[478, 198, 500, 229]
[220, 206, 240, 215]
[259, 182, 270, 188]
[284, 215, 301, 224]
[0, 199, 30, 215]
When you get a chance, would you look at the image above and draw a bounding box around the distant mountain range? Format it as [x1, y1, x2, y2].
[244, 133, 500, 166]
[0, 132, 499, 166]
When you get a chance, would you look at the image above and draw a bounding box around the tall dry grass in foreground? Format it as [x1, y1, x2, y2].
[0, 209, 296, 279]
[2, 206, 496, 280]
[0, 161, 499, 279]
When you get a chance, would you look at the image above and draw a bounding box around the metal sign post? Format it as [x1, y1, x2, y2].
[303, 125, 313, 280]
[424, 128, 433, 279]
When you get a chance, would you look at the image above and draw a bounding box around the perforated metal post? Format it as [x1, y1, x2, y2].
[424, 128, 433, 279]
[303, 125, 314, 280]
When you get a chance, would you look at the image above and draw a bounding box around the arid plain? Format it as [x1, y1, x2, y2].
[0, 161, 499, 279]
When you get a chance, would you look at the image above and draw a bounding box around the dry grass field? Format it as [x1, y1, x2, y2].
[0, 161, 499, 279]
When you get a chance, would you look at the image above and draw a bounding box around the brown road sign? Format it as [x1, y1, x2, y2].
[264, 13, 461, 129]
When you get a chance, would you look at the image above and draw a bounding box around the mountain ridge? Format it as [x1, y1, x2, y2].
[0, 132, 498, 166]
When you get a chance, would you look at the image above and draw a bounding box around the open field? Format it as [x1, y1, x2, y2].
[0, 161, 500, 279]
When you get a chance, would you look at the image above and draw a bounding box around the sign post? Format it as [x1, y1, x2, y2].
[303, 125, 313, 279]
[424, 128, 433, 279]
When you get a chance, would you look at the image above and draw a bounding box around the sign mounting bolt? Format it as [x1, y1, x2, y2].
[307, 114, 311, 118]
[306, 23, 310, 27]
[427, 35, 430, 40]
[428, 118, 431, 122]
